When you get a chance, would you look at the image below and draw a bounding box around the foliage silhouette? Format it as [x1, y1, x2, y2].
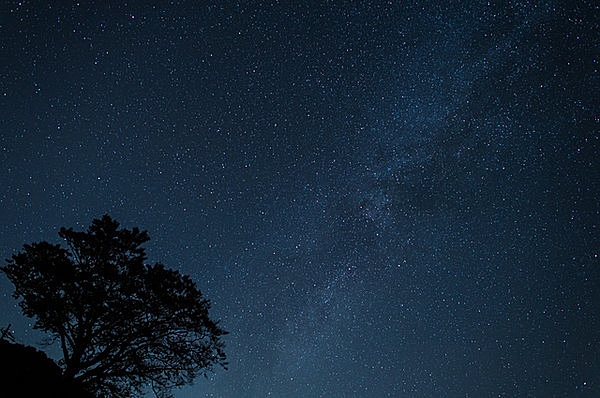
[2, 215, 227, 397]
[0, 324, 15, 342]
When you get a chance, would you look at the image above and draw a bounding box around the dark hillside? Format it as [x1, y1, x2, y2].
[0, 340, 95, 397]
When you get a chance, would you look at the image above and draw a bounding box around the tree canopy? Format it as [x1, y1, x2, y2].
[1, 215, 227, 397]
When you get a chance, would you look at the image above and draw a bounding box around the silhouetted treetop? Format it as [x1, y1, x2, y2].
[2, 215, 227, 398]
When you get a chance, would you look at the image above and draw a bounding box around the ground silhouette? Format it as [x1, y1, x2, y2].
[0, 339, 95, 397]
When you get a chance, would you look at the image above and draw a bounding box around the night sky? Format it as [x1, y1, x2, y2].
[1, 1, 599, 397]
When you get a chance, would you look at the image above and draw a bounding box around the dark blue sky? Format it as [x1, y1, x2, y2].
[1, 1, 599, 396]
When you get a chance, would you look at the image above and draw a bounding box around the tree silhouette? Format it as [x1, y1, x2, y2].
[1, 215, 227, 397]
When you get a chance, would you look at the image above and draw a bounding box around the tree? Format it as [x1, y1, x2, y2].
[1, 215, 227, 397]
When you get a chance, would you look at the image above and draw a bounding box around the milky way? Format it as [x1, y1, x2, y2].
[1, 2, 599, 397]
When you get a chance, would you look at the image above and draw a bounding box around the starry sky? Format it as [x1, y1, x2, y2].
[1, 1, 599, 397]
